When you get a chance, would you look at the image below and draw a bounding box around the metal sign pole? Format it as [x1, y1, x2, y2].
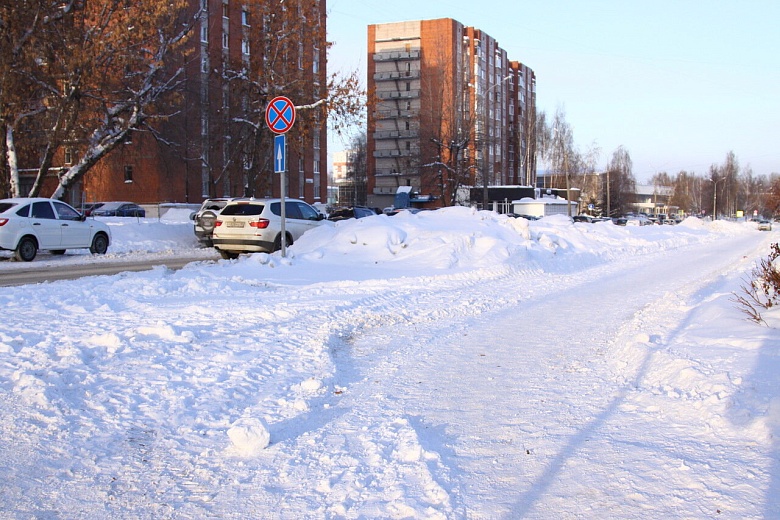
[266, 97, 295, 259]
[280, 165, 287, 257]
[274, 133, 288, 257]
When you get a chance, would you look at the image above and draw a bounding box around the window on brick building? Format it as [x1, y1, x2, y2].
[124, 166, 133, 183]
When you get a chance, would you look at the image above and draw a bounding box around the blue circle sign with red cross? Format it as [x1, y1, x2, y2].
[265, 96, 296, 134]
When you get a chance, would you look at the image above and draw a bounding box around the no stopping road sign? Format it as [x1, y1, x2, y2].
[265, 96, 296, 134]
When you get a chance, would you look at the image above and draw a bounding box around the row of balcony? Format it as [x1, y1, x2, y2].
[373, 130, 419, 140]
[374, 169, 421, 177]
[373, 148, 420, 158]
[376, 89, 421, 100]
[375, 109, 419, 120]
[373, 50, 421, 61]
[373, 70, 421, 81]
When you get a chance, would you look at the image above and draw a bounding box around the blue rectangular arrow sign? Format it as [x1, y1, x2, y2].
[274, 134, 286, 173]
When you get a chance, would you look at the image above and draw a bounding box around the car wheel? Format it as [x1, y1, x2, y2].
[219, 250, 239, 260]
[51, 250, 66, 255]
[198, 210, 218, 232]
[273, 234, 293, 252]
[89, 233, 109, 255]
[14, 236, 38, 262]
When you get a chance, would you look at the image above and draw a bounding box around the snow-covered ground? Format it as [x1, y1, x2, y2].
[0, 208, 778, 519]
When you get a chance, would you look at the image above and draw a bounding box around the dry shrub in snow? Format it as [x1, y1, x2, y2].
[734, 242, 780, 325]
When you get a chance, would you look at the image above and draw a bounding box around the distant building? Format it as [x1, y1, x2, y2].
[332, 150, 350, 185]
[367, 18, 536, 210]
[633, 184, 675, 215]
[331, 148, 369, 207]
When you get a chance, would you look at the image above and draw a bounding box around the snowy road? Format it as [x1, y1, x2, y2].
[280, 231, 775, 518]
[0, 212, 777, 519]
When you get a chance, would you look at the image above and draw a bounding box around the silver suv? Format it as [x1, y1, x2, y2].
[191, 198, 233, 246]
[211, 198, 326, 259]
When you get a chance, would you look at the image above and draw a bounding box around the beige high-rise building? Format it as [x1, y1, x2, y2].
[367, 18, 536, 210]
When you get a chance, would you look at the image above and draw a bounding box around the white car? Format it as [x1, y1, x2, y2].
[191, 197, 234, 247]
[212, 198, 326, 259]
[0, 197, 111, 261]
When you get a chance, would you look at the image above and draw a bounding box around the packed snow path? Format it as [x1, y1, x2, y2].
[0, 212, 777, 519]
[295, 232, 777, 518]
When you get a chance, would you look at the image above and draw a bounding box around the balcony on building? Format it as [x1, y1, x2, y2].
[373, 70, 421, 81]
[373, 148, 420, 158]
[373, 130, 419, 140]
[372, 50, 421, 61]
[375, 109, 418, 120]
[376, 89, 421, 100]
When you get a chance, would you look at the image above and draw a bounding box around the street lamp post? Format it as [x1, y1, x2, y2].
[708, 177, 724, 220]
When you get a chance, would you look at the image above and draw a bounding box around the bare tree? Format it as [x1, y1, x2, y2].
[605, 145, 636, 216]
[345, 131, 368, 206]
[1, 1, 196, 199]
[209, 0, 364, 198]
[767, 174, 780, 217]
[419, 46, 477, 206]
[668, 170, 697, 215]
[546, 107, 582, 214]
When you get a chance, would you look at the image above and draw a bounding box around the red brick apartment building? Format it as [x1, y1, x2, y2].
[367, 18, 536, 210]
[21, 0, 328, 207]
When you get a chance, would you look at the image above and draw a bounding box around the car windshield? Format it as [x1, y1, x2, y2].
[220, 203, 265, 216]
[203, 201, 228, 211]
[96, 202, 127, 211]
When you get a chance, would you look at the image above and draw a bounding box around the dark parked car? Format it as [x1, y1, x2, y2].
[385, 208, 425, 216]
[573, 215, 594, 223]
[327, 206, 377, 221]
[80, 202, 105, 216]
[506, 213, 540, 221]
[91, 201, 146, 217]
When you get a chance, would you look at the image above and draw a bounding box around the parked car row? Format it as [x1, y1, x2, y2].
[0, 198, 111, 261]
[192, 201, 404, 255]
[81, 201, 146, 217]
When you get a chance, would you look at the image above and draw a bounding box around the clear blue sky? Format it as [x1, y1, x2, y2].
[326, 0, 780, 182]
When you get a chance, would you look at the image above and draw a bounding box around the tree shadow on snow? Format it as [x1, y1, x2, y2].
[728, 333, 780, 517]
[509, 336, 661, 518]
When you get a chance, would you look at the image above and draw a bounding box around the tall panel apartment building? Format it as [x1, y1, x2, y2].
[82, 0, 328, 205]
[367, 18, 536, 210]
